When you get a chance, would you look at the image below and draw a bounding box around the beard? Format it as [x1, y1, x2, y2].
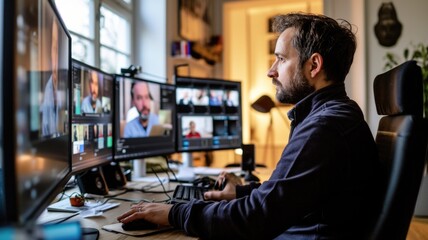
[138, 107, 150, 121]
[274, 68, 314, 104]
[139, 113, 149, 121]
[91, 95, 97, 104]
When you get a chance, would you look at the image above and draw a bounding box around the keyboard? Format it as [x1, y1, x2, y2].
[171, 185, 207, 203]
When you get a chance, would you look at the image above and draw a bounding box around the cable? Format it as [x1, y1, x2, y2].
[151, 167, 172, 201]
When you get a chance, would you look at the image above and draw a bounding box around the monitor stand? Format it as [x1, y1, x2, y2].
[173, 153, 195, 182]
[81, 227, 99, 240]
[244, 170, 260, 182]
[181, 152, 193, 168]
[132, 159, 146, 178]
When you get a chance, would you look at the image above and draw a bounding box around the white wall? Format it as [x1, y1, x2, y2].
[366, 0, 428, 132]
[324, 0, 366, 119]
[134, 0, 428, 132]
[135, 0, 168, 83]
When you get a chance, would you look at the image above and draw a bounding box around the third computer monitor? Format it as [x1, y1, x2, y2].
[114, 75, 176, 160]
[175, 76, 242, 152]
[71, 59, 114, 173]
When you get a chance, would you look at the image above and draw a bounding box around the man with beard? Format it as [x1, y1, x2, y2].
[117, 13, 382, 239]
[41, 18, 62, 136]
[123, 81, 159, 137]
[81, 71, 102, 113]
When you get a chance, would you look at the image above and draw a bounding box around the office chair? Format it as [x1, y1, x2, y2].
[370, 60, 428, 239]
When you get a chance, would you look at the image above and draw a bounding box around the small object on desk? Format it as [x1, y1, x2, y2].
[81, 227, 99, 240]
[121, 219, 158, 231]
[69, 193, 86, 207]
[102, 223, 174, 237]
[47, 198, 120, 213]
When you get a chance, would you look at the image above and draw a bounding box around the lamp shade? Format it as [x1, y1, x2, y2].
[251, 95, 276, 113]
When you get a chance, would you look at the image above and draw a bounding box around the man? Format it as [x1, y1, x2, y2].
[117, 13, 382, 239]
[185, 121, 201, 138]
[41, 18, 62, 136]
[123, 81, 159, 137]
[81, 71, 102, 113]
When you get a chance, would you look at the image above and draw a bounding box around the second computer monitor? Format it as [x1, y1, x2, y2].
[175, 76, 242, 152]
[115, 76, 176, 160]
[71, 59, 114, 173]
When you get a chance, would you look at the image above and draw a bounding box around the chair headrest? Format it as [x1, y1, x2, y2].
[374, 60, 423, 116]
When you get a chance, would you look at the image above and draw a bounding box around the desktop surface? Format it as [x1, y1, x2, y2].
[37, 168, 428, 240]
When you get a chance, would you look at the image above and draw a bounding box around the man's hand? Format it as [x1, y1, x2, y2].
[204, 172, 243, 201]
[117, 202, 172, 226]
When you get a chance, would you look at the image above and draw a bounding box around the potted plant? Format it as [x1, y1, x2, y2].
[69, 192, 86, 207]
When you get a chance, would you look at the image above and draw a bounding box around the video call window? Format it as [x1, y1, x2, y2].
[115, 76, 176, 160]
[117, 78, 173, 138]
[11, 0, 71, 224]
[175, 76, 242, 152]
[71, 60, 114, 173]
[181, 116, 213, 139]
[73, 65, 112, 115]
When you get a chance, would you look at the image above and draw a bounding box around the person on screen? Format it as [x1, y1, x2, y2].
[192, 89, 209, 105]
[41, 18, 62, 137]
[116, 13, 382, 239]
[123, 81, 159, 137]
[209, 90, 222, 106]
[185, 121, 201, 138]
[73, 125, 78, 141]
[178, 90, 193, 105]
[81, 71, 102, 113]
[224, 90, 236, 106]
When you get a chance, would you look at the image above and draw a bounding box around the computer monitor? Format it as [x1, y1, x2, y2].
[114, 75, 176, 160]
[71, 59, 114, 173]
[0, 0, 71, 226]
[175, 76, 242, 152]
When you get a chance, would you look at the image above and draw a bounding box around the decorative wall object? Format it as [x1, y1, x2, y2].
[374, 2, 402, 47]
[178, 0, 213, 43]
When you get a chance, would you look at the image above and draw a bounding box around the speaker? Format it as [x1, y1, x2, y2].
[241, 144, 255, 171]
[241, 144, 259, 182]
[102, 162, 127, 189]
[76, 167, 109, 195]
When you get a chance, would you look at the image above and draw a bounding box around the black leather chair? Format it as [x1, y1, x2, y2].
[370, 60, 428, 239]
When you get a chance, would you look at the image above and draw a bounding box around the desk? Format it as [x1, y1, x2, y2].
[40, 180, 196, 240]
[79, 189, 196, 240]
[39, 169, 428, 240]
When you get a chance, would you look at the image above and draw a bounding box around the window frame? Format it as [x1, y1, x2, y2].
[55, 0, 134, 72]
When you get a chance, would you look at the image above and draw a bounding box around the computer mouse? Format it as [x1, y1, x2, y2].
[193, 176, 216, 189]
[121, 219, 158, 231]
[214, 178, 227, 191]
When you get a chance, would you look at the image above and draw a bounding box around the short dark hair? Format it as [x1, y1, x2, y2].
[272, 13, 356, 82]
[130, 81, 153, 100]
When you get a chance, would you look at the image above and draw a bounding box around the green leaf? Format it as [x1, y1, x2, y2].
[404, 48, 409, 60]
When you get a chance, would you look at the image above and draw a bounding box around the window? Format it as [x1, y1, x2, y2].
[55, 0, 132, 73]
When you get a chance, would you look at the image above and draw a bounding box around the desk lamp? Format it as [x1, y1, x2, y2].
[251, 95, 290, 169]
[251, 95, 290, 124]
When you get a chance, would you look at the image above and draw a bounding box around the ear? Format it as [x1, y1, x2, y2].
[308, 53, 323, 78]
